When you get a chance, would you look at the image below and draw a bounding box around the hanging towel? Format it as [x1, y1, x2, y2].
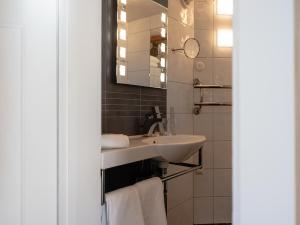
[101, 134, 130, 150]
[105, 186, 145, 225]
[135, 177, 168, 225]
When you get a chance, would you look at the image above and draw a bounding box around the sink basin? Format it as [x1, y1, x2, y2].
[142, 135, 206, 162]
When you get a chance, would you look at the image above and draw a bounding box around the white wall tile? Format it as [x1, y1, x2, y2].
[213, 169, 232, 196]
[167, 165, 194, 210]
[194, 197, 213, 224]
[168, 53, 194, 84]
[167, 82, 193, 114]
[194, 58, 213, 84]
[168, 199, 194, 225]
[168, 18, 194, 51]
[150, 14, 162, 29]
[195, 0, 214, 29]
[171, 113, 194, 134]
[128, 17, 150, 34]
[194, 141, 213, 168]
[194, 113, 213, 140]
[195, 29, 213, 57]
[213, 58, 232, 85]
[213, 197, 232, 223]
[169, 0, 194, 26]
[128, 30, 150, 52]
[194, 169, 213, 197]
[213, 89, 232, 102]
[214, 141, 232, 168]
[127, 51, 149, 71]
[213, 111, 232, 141]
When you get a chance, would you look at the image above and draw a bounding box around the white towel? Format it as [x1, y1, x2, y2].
[105, 186, 145, 225]
[101, 134, 129, 150]
[135, 178, 168, 225]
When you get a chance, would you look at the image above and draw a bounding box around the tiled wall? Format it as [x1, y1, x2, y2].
[193, 0, 232, 224]
[102, 70, 166, 135]
[166, 0, 195, 225]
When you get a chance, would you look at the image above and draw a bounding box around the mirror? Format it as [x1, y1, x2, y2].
[116, 0, 168, 89]
[172, 38, 200, 59]
[184, 38, 200, 59]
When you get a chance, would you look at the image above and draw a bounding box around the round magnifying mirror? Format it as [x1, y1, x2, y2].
[183, 38, 200, 59]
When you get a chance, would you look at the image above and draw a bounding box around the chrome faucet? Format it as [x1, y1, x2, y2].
[147, 120, 165, 136]
[145, 106, 166, 137]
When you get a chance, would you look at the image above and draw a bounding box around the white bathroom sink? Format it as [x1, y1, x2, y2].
[142, 135, 206, 162]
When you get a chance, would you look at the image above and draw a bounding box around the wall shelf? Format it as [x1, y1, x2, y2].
[193, 79, 232, 114]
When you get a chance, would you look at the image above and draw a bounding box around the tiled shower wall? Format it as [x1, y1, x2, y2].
[166, 0, 195, 225]
[193, 0, 232, 224]
[166, 0, 232, 224]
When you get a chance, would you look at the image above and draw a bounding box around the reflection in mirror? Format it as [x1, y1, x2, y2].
[116, 0, 168, 89]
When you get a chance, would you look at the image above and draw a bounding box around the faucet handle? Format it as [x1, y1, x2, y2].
[154, 105, 162, 119]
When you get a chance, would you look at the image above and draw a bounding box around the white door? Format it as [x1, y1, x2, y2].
[0, 0, 58, 224]
[0, 0, 102, 225]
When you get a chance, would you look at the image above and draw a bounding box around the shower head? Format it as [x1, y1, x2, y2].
[181, 0, 193, 8]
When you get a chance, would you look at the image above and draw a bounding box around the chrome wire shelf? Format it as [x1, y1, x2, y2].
[193, 79, 232, 114]
[193, 78, 232, 89]
[194, 102, 232, 106]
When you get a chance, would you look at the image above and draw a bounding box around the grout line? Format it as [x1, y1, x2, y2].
[167, 197, 194, 212]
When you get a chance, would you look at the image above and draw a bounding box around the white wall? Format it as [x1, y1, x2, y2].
[233, 0, 296, 224]
[296, 0, 300, 224]
[58, 0, 102, 224]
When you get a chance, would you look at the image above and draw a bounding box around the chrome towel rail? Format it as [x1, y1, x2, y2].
[194, 84, 232, 89]
[195, 102, 232, 106]
[100, 147, 203, 206]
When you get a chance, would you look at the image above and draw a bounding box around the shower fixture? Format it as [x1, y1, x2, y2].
[181, 0, 193, 8]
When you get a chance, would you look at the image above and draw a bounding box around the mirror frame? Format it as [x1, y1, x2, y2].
[102, 0, 118, 85]
[102, 0, 168, 88]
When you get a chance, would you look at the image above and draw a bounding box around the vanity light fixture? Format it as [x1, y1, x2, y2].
[119, 47, 126, 58]
[119, 28, 127, 40]
[160, 58, 166, 67]
[120, 0, 127, 5]
[161, 28, 166, 38]
[160, 43, 166, 53]
[160, 73, 166, 82]
[161, 13, 167, 23]
[119, 65, 126, 76]
[120, 10, 127, 23]
[217, 29, 233, 47]
[216, 0, 233, 15]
